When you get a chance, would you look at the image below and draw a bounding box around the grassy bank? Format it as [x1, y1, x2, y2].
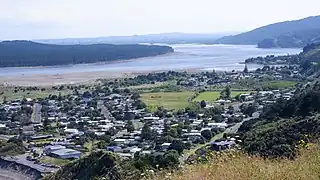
[153, 144, 320, 180]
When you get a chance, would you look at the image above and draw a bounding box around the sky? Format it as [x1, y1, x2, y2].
[1, 0, 320, 40]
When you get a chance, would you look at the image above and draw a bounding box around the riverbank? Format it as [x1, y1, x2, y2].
[0, 68, 203, 86]
[0, 44, 301, 86]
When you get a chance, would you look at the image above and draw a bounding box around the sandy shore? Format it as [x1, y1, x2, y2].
[0, 68, 204, 86]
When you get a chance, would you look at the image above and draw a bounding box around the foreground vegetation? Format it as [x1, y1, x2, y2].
[153, 144, 320, 180]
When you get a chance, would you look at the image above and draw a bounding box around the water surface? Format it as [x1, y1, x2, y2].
[0, 44, 301, 76]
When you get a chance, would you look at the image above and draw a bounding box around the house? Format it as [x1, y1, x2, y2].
[116, 153, 132, 159]
[0, 124, 6, 129]
[114, 138, 127, 145]
[30, 134, 53, 141]
[161, 143, 171, 150]
[106, 146, 122, 152]
[129, 147, 142, 154]
[64, 128, 79, 135]
[50, 148, 81, 159]
[211, 141, 236, 151]
[143, 117, 160, 121]
[44, 145, 66, 154]
[207, 122, 228, 129]
[22, 125, 35, 136]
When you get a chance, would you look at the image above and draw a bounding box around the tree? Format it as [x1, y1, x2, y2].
[132, 92, 141, 100]
[82, 91, 91, 98]
[3, 96, 7, 104]
[132, 100, 146, 109]
[201, 129, 213, 140]
[169, 139, 186, 154]
[168, 128, 178, 138]
[200, 100, 207, 108]
[126, 120, 135, 132]
[163, 150, 180, 168]
[225, 86, 231, 99]
[141, 123, 152, 140]
[186, 102, 201, 118]
[243, 64, 249, 73]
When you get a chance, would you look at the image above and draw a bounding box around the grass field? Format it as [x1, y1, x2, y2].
[193, 91, 252, 102]
[153, 143, 320, 180]
[0, 87, 72, 102]
[40, 156, 71, 166]
[262, 80, 298, 89]
[140, 91, 193, 110]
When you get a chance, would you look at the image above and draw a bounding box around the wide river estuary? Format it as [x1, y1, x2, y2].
[0, 44, 301, 77]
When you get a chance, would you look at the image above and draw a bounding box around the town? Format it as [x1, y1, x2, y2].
[0, 64, 307, 178]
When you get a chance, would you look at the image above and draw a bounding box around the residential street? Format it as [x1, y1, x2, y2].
[32, 103, 42, 124]
[97, 100, 114, 121]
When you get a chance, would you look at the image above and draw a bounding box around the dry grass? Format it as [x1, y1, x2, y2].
[152, 144, 320, 180]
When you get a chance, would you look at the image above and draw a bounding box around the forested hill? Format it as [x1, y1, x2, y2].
[239, 82, 320, 158]
[215, 15, 320, 48]
[0, 40, 173, 67]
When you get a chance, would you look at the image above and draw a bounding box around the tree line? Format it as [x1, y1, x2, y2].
[0, 40, 173, 67]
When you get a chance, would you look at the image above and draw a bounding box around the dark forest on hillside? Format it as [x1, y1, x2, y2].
[0, 41, 173, 67]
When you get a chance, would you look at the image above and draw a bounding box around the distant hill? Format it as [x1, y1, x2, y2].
[215, 16, 320, 48]
[34, 32, 229, 45]
[0, 40, 173, 67]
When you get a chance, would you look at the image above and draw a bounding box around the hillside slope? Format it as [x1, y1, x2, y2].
[0, 41, 173, 67]
[45, 151, 141, 180]
[35, 33, 228, 45]
[154, 144, 320, 180]
[215, 16, 320, 48]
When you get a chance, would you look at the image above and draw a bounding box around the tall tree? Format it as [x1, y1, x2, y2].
[126, 120, 135, 132]
[141, 123, 152, 140]
[225, 86, 231, 99]
[200, 100, 207, 108]
[169, 139, 186, 154]
[243, 64, 249, 73]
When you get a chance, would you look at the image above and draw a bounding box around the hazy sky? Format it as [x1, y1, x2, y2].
[1, 0, 320, 40]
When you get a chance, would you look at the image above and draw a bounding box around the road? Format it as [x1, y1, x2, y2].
[180, 107, 260, 163]
[225, 112, 260, 134]
[97, 100, 114, 121]
[32, 103, 42, 124]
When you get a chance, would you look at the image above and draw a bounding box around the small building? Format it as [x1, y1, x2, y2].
[211, 141, 236, 151]
[161, 143, 171, 150]
[106, 146, 122, 152]
[207, 122, 228, 129]
[30, 134, 53, 141]
[64, 128, 79, 134]
[22, 125, 35, 136]
[44, 145, 66, 154]
[50, 148, 81, 159]
[114, 138, 127, 145]
[143, 117, 160, 121]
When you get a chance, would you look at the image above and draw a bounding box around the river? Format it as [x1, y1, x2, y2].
[0, 44, 301, 77]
